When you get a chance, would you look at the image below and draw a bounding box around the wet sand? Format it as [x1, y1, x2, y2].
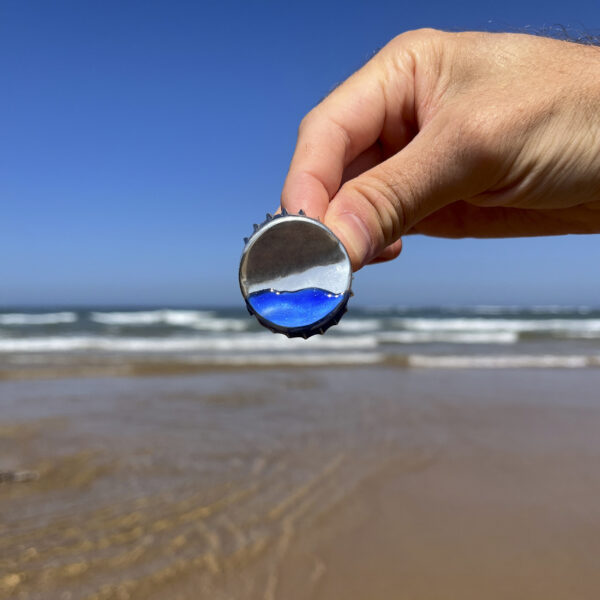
[2, 367, 600, 599]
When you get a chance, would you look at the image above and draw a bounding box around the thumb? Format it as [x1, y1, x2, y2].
[323, 122, 487, 270]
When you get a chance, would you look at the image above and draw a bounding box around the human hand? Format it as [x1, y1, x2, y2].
[281, 29, 600, 270]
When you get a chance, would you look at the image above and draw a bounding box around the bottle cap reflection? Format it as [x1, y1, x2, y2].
[239, 212, 353, 338]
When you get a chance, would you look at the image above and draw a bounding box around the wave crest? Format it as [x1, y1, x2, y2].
[0, 312, 77, 325]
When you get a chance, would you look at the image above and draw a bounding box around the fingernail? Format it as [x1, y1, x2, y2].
[329, 212, 374, 270]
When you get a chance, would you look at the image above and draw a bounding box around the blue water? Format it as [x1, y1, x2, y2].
[247, 288, 345, 328]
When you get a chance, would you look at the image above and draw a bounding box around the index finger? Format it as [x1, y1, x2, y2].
[281, 57, 389, 220]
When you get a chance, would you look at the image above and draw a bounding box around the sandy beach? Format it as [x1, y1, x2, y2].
[2, 366, 600, 599]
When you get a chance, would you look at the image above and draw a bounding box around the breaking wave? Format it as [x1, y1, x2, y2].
[90, 310, 248, 331]
[0, 312, 78, 325]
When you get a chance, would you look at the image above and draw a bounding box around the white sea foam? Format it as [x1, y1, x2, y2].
[528, 305, 594, 315]
[454, 305, 595, 315]
[564, 331, 600, 339]
[0, 333, 378, 353]
[394, 317, 600, 335]
[335, 318, 383, 333]
[378, 331, 517, 344]
[407, 354, 598, 369]
[188, 318, 248, 332]
[0, 312, 78, 325]
[90, 310, 247, 331]
[191, 352, 384, 366]
[91, 309, 212, 325]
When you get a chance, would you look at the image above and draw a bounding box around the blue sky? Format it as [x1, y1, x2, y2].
[2, 0, 599, 307]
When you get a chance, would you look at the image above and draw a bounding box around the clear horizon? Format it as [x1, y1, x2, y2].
[1, 300, 600, 310]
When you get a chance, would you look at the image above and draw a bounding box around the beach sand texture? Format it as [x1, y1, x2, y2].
[2, 367, 600, 599]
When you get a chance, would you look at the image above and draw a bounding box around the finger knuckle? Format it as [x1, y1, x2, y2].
[388, 28, 444, 49]
[345, 175, 406, 242]
[298, 110, 317, 135]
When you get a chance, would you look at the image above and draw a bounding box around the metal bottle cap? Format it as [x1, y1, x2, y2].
[239, 210, 353, 338]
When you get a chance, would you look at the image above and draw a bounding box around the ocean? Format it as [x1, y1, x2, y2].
[1, 304, 600, 376]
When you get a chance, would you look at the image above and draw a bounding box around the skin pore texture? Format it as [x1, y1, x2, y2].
[281, 30, 600, 270]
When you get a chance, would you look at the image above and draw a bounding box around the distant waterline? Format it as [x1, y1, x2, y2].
[1, 306, 600, 370]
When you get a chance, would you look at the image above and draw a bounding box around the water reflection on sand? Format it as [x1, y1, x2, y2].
[2, 368, 600, 599]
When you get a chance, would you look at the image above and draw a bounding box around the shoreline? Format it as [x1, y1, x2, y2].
[2, 353, 600, 381]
